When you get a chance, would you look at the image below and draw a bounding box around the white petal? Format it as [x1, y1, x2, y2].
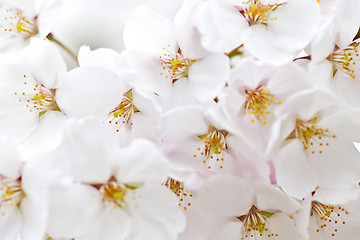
[119, 50, 172, 96]
[37, 0, 64, 38]
[196, 174, 255, 217]
[0, 206, 21, 240]
[268, 0, 321, 53]
[47, 183, 102, 238]
[123, 6, 176, 55]
[18, 111, 66, 160]
[255, 182, 301, 214]
[20, 198, 47, 240]
[59, 118, 115, 184]
[275, 140, 318, 199]
[113, 139, 169, 185]
[242, 25, 296, 65]
[0, 138, 21, 179]
[188, 53, 229, 102]
[24, 39, 67, 89]
[128, 185, 186, 240]
[207, 218, 242, 240]
[56, 67, 124, 118]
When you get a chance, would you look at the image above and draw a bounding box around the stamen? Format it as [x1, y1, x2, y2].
[160, 45, 193, 83]
[237, 206, 278, 239]
[239, 0, 284, 25]
[287, 117, 335, 153]
[330, 42, 360, 80]
[0, 178, 24, 215]
[311, 201, 348, 237]
[195, 126, 228, 170]
[164, 178, 193, 211]
[0, 5, 38, 39]
[100, 181, 128, 209]
[105, 89, 140, 132]
[14, 75, 59, 117]
[245, 85, 281, 125]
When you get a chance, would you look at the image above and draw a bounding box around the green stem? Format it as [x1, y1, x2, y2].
[46, 33, 78, 64]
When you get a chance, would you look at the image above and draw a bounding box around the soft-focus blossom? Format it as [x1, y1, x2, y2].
[44, 119, 185, 240]
[0, 0, 63, 52]
[196, 174, 302, 240]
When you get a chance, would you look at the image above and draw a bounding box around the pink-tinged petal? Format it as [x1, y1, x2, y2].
[267, 63, 311, 98]
[275, 140, 318, 199]
[268, 213, 303, 240]
[127, 185, 185, 240]
[242, 25, 296, 65]
[123, 6, 176, 55]
[196, 174, 255, 217]
[0, 138, 21, 179]
[174, 0, 210, 59]
[47, 183, 102, 239]
[37, 0, 64, 38]
[284, 88, 337, 122]
[255, 183, 301, 215]
[161, 105, 208, 136]
[56, 67, 124, 118]
[113, 139, 169, 184]
[188, 53, 229, 102]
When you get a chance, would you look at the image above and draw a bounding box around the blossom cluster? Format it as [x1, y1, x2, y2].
[1, 0, 360, 239]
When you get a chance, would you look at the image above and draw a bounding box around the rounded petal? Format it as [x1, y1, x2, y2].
[47, 183, 103, 238]
[127, 185, 186, 240]
[123, 6, 176, 55]
[196, 174, 255, 217]
[113, 139, 169, 185]
[56, 67, 124, 118]
[188, 53, 229, 102]
[275, 140, 318, 199]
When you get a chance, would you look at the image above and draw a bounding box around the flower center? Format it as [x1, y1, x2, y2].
[0, 5, 38, 39]
[330, 42, 360, 80]
[194, 126, 228, 170]
[245, 85, 281, 125]
[239, 0, 284, 25]
[237, 206, 278, 239]
[311, 201, 348, 237]
[105, 89, 140, 132]
[100, 181, 128, 209]
[164, 178, 193, 211]
[0, 178, 24, 214]
[288, 117, 335, 154]
[160, 46, 192, 83]
[14, 75, 59, 117]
